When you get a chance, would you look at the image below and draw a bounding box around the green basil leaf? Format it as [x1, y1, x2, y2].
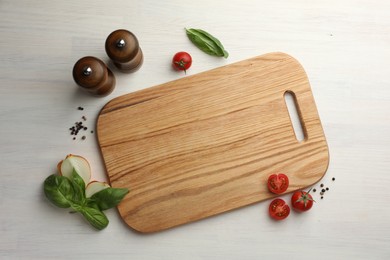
[70, 168, 86, 205]
[85, 199, 100, 211]
[43, 174, 74, 208]
[80, 207, 109, 230]
[185, 28, 229, 58]
[187, 30, 220, 56]
[71, 168, 85, 192]
[186, 29, 226, 57]
[90, 187, 129, 211]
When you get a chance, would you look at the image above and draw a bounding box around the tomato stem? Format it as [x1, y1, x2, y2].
[174, 59, 188, 74]
[295, 189, 315, 208]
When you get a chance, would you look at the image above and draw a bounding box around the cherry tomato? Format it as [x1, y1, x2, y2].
[172, 52, 192, 73]
[269, 198, 290, 220]
[291, 189, 314, 212]
[267, 173, 289, 194]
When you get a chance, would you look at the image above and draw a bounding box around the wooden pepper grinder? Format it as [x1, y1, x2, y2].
[105, 29, 143, 73]
[72, 56, 116, 96]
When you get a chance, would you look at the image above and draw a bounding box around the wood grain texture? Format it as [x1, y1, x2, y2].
[97, 52, 329, 232]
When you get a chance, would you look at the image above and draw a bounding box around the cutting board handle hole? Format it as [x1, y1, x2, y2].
[284, 91, 306, 142]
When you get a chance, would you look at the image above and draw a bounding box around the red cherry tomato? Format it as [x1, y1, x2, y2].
[269, 198, 290, 220]
[172, 52, 192, 73]
[267, 173, 289, 194]
[291, 189, 314, 212]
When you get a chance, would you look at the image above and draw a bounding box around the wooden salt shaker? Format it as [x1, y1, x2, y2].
[105, 29, 143, 73]
[72, 56, 115, 96]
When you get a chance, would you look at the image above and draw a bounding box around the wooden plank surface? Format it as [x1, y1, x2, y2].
[97, 52, 329, 232]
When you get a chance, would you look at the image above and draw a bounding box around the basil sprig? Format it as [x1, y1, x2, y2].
[44, 169, 129, 230]
[185, 28, 229, 58]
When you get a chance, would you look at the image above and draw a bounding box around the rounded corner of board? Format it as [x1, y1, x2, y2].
[121, 219, 159, 234]
[116, 206, 156, 233]
[258, 52, 296, 62]
[255, 52, 310, 77]
[266, 51, 293, 59]
[322, 148, 331, 177]
[98, 96, 121, 116]
[310, 153, 331, 187]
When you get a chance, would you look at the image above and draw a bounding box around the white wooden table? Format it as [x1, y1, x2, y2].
[1, 0, 389, 259]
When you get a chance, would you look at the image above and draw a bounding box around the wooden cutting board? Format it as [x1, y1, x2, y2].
[97, 52, 329, 233]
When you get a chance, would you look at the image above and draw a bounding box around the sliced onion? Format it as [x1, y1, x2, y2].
[85, 181, 110, 198]
[58, 154, 91, 185]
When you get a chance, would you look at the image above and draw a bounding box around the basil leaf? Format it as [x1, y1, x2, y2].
[186, 28, 226, 57]
[185, 28, 229, 58]
[71, 168, 85, 192]
[70, 169, 86, 205]
[85, 199, 100, 211]
[90, 187, 129, 211]
[43, 174, 74, 208]
[80, 207, 109, 230]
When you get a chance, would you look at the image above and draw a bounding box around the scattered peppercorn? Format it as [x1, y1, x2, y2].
[68, 108, 91, 141]
[314, 178, 335, 202]
[91, 130, 94, 134]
